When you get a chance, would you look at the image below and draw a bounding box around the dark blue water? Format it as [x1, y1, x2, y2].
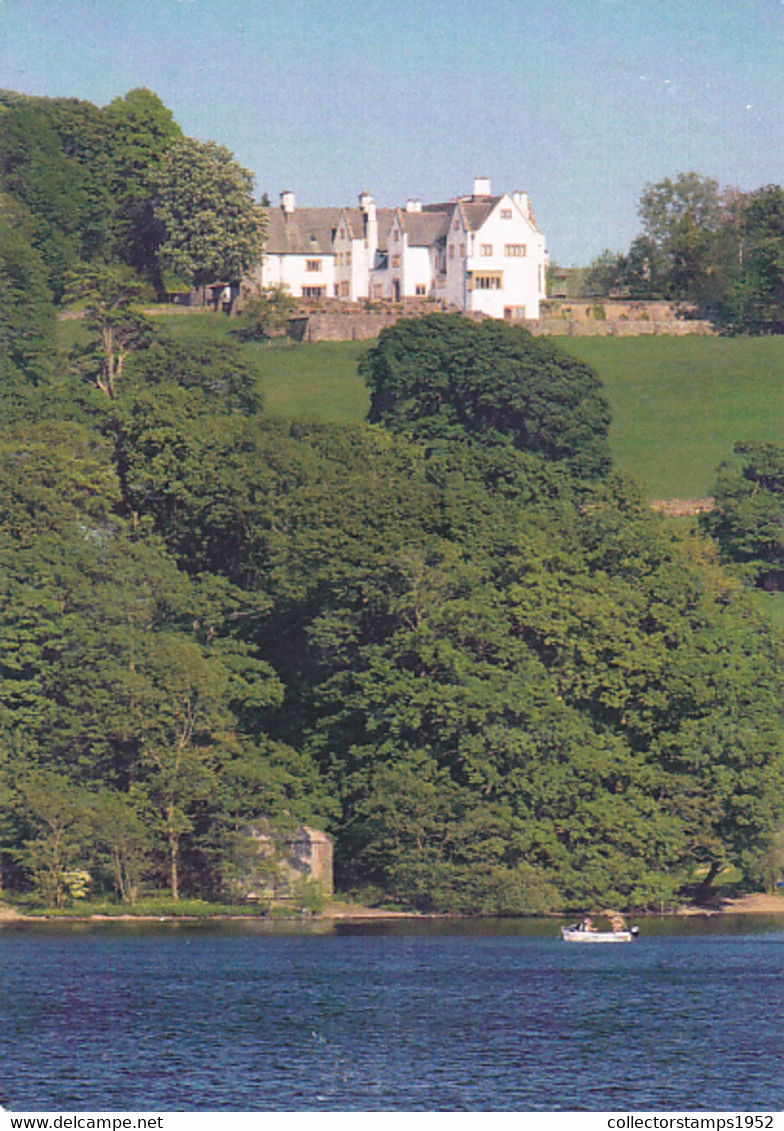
[1, 916, 783, 1111]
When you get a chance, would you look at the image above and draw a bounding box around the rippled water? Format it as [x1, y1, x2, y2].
[1, 916, 783, 1111]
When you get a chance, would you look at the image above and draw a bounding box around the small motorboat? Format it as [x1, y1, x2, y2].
[561, 924, 639, 943]
[561, 911, 639, 943]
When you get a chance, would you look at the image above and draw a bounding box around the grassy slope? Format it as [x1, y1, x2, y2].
[155, 313, 371, 423]
[556, 336, 784, 498]
[65, 313, 784, 498]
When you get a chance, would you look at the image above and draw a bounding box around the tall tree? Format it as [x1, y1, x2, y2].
[104, 88, 182, 279]
[154, 138, 266, 298]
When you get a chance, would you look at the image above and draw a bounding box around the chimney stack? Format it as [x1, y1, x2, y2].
[472, 176, 492, 199]
[280, 190, 295, 217]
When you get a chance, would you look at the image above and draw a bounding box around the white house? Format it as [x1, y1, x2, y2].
[442, 178, 547, 320]
[254, 178, 547, 318]
[251, 191, 340, 300]
[333, 193, 396, 301]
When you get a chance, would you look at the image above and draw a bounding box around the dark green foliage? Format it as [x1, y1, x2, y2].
[703, 442, 784, 589]
[721, 186, 784, 332]
[0, 203, 56, 417]
[362, 314, 612, 479]
[0, 102, 90, 299]
[1, 96, 782, 914]
[616, 172, 784, 331]
[103, 88, 182, 280]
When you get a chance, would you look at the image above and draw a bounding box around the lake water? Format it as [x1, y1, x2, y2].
[1, 916, 783, 1112]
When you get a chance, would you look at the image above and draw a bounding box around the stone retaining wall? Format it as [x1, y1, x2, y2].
[525, 317, 715, 337]
[288, 309, 716, 342]
[288, 311, 405, 342]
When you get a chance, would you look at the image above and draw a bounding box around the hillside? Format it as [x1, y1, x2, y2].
[152, 316, 784, 500]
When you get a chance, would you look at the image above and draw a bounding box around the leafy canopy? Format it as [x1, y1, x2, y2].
[361, 314, 612, 479]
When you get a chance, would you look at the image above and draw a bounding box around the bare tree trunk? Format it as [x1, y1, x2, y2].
[694, 861, 721, 904]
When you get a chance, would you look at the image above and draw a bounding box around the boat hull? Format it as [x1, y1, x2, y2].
[562, 928, 636, 943]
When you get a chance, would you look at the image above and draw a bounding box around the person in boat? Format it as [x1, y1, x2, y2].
[610, 913, 627, 933]
[580, 916, 595, 932]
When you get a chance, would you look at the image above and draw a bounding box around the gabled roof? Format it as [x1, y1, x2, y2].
[340, 207, 396, 250]
[396, 207, 451, 247]
[455, 196, 503, 232]
[263, 207, 341, 255]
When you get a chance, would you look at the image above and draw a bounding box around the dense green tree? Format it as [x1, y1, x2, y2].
[703, 442, 784, 588]
[0, 101, 89, 298]
[0, 200, 56, 411]
[103, 88, 182, 279]
[362, 314, 612, 479]
[154, 138, 266, 297]
[637, 172, 725, 303]
[721, 186, 784, 331]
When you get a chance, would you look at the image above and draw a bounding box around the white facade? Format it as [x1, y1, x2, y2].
[250, 193, 339, 300]
[260, 249, 334, 299]
[256, 179, 547, 318]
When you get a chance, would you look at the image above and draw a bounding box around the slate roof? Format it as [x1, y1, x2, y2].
[263, 206, 342, 255]
[456, 196, 503, 232]
[396, 207, 451, 247]
[340, 208, 397, 250]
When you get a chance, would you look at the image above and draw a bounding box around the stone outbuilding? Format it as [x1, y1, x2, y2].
[238, 822, 334, 901]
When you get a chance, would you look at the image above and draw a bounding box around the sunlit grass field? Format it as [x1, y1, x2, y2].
[63, 312, 784, 499]
[557, 336, 784, 499]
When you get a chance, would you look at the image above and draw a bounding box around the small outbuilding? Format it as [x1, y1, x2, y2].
[231, 822, 333, 902]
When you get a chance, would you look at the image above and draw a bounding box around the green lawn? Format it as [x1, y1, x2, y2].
[63, 311, 784, 500]
[251, 339, 371, 422]
[155, 312, 372, 422]
[556, 336, 784, 498]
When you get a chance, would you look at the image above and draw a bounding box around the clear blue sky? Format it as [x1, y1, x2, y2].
[1, 0, 781, 264]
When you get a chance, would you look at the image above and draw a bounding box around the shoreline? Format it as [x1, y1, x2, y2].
[2, 891, 784, 925]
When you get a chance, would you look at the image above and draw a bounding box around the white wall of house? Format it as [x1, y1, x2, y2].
[258, 253, 334, 300]
[333, 213, 355, 300]
[443, 206, 468, 310]
[255, 181, 546, 316]
[465, 194, 546, 319]
[402, 243, 434, 298]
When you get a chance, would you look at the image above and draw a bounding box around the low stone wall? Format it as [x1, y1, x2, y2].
[525, 317, 715, 337]
[286, 304, 716, 342]
[288, 311, 404, 342]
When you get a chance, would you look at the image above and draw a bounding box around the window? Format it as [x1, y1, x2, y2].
[415, 284, 427, 296]
[459, 243, 465, 257]
[469, 272, 502, 290]
[453, 220, 460, 230]
[500, 209, 512, 219]
[301, 286, 325, 299]
[340, 281, 350, 297]
[339, 228, 345, 239]
[504, 244, 527, 257]
[504, 305, 527, 320]
[391, 255, 400, 268]
[392, 229, 399, 241]
[306, 259, 322, 272]
[480, 244, 493, 256]
[372, 284, 383, 299]
[448, 245, 455, 259]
